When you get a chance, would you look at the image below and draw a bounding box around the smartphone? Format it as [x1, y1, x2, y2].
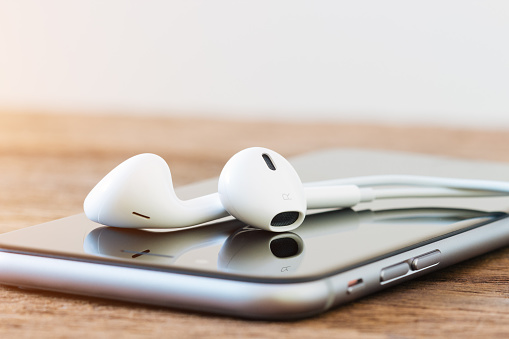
[1, 149, 509, 320]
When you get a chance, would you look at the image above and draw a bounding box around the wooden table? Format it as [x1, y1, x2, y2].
[1, 112, 509, 338]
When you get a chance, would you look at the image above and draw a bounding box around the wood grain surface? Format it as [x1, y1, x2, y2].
[1, 112, 509, 338]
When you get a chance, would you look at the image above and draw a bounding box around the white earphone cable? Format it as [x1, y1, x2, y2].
[306, 175, 509, 194]
[365, 187, 505, 200]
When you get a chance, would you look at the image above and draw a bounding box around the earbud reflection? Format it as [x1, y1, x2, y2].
[83, 207, 498, 277]
[83, 209, 363, 274]
[218, 227, 304, 274]
[83, 220, 243, 264]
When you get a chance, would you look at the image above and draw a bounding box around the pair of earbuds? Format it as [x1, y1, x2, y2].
[84, 147, 509, 232]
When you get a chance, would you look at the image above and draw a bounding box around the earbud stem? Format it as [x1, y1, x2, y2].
[180, 193, 231, 225]
[304, 185, 368, 209]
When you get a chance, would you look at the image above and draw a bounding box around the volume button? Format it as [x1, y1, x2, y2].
[380, 262, 410, 282]
[411, 250, 441, 271]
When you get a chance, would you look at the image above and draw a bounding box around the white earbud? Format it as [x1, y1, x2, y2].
[84, 153, 229, 229]
[217, 148, 307, 231]
[84, 147, 509, 232]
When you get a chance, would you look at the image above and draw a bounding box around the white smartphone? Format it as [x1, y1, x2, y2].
[1, 149, 509, 320]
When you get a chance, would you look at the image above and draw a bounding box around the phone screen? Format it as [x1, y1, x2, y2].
[0, 207, 504, 282]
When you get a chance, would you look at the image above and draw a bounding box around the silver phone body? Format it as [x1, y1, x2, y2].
[1, 149, 509, 320]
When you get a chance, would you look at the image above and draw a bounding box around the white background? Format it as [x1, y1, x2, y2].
[0, 1, 508, 128]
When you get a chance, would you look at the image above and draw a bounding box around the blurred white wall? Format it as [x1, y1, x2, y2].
[0, 1, 508, 128]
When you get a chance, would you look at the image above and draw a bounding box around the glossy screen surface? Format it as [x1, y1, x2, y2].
[0, 208, 505, 282]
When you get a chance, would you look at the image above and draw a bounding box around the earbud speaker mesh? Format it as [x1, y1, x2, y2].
[270, 211, 300, 227]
